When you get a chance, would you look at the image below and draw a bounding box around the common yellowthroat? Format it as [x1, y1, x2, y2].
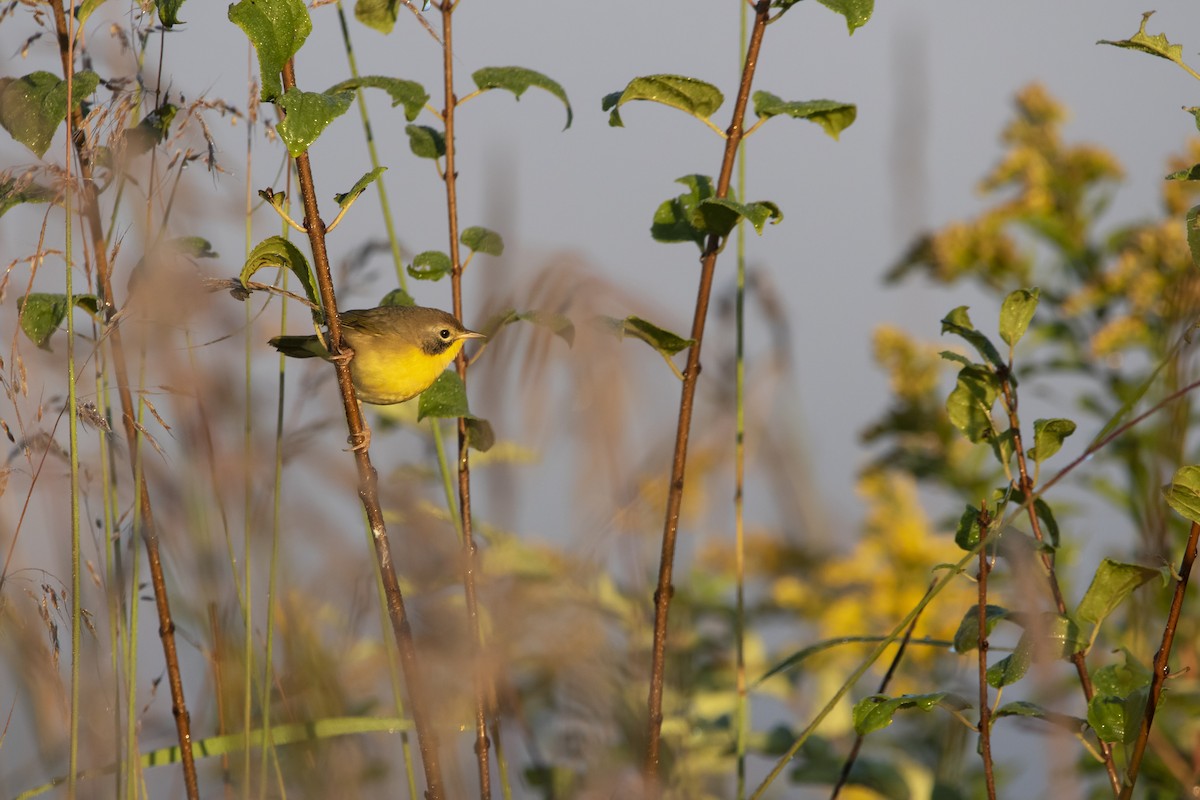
[269, 305, 484, 405]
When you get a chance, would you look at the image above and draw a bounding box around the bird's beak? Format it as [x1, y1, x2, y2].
[458, 329, 487, 341]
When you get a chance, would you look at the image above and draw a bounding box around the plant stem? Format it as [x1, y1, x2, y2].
[1118, 519, 1200, 799]
[644, 2, 772, 792]
[334, 1, 409, 290]
[999, 373, 1120, 793]
[976, 505, 997, 800]
[63, 10, 81, 792]
[280, 58, 446, 800]
[733, 6, 750, 799]
[437, 2, 493, 795]
[829, 582, 931, 800]
[47, 5, 200, 797]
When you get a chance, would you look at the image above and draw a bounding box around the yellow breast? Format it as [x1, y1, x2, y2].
[346, 335, 465, 405]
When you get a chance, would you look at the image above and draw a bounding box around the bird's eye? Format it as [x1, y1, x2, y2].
[439, 328, 451, 339]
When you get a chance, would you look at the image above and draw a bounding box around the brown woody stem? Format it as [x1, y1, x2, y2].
[643, 1, 772, 792]
[280, 58, 446, 800]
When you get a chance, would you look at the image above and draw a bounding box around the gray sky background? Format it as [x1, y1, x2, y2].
[5, 1, 1200, 541]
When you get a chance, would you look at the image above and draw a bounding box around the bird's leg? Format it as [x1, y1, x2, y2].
[347, 426, 371, 452]
[346, 399, 371, 452]
[329, 343, 355, 368]
[330, 347, 370, 451]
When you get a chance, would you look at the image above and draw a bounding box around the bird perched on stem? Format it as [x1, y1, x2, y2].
[269, 304, 484, 405]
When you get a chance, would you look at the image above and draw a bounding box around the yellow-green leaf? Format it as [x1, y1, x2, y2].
[228, 0, 311, 102]
[752, 92, 857, 139]
[472, 66, 573, 130]
[1165, 465, 1200, 524]
[240, 236, 319, 315]
[602, 75, 722, 128]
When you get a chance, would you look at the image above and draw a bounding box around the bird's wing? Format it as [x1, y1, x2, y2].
[339, 307, 405, 338]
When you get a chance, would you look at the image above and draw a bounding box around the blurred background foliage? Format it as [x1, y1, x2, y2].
[2, 1, 1200, 797]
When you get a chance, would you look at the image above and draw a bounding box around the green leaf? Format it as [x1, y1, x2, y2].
[333, 167, 387, 208]
[417, 370, 471, 420]
[240, 236, 319, 313]
[751, 92, 857, 139]
[816, 0, 874, 33]
[650, 174, 716, 249]
[156, 0, 185, 27]
[123, 103, 178, 155]
[379, 288, 414, 307]
[1186, 106, 1200, 134]
[405, 124, 445, 160]
[1187, 205, 1200, 268]
[852, 693, 947, 736]
[1088, 690, 1148, 745]
[1098, 11, 1186, 66]
[946, 365, 998, 443]
[994, 701, 1044, 720]
[228, 0, 311, 102]
[0, 70, 100, 157]
[987, 635, 1032, 688]
[1075, 558, 1160, 627]
[998, 287, 1040, 347]
[0, 174, 56, 219]
[1028, 418, 1076, 463]
[696, 198, 783, 237]
[407, 250, 451, 282]
[16, 293, 100, 350]
[1165, 464, 1200, 524]
[602, 75, 723, 128]
[993, 701, 1083, 731]
[1021, 612, 1087, 660]
[472, 66, 573, 130]
[482, 308, 575, 347]
[76, 0, 109, 27]
[1166, 163, 1200, 181]
[1033, 498, 1060, 548]
[354, 0, 398, 34]
[941, 306, 1005, 369]
[326, 76, 428, 121]
[954, 505, 982, 550]
[990, 427, 1017, 471]
[460, 226, 504, 256]
[1093, 651, 1152, 696]
[952, 604, 1010, 653]
[465, 417, 494, 453]
[276, 89, 353, 156]
[606, 315, 693, 358]
[938, 350, 974, 369]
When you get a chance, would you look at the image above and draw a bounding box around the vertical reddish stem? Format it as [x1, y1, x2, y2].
[643, 2, 772, 792]
[281, 59, 446, 800]
[48, 4, 199, 796]
[438, 2, 493, 796]
[1118, 520, 1200, 799]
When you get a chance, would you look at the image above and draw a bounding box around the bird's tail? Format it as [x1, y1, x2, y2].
[267, 334, 328, 360]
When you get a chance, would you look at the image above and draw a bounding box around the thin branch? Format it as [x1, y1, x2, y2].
[47, 4, 200, 797]
[280, 58, 446, 800]
[643, 2, 773, 793]
[438, 3, 494, 795]
[829, 581, 933, 800]
[976, 505, 997, 800]
[1118, 519, 1200, 799]
[999, 368, 1121, 793]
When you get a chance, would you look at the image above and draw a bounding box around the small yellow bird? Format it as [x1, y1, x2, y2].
[269, 305, 484, 405]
